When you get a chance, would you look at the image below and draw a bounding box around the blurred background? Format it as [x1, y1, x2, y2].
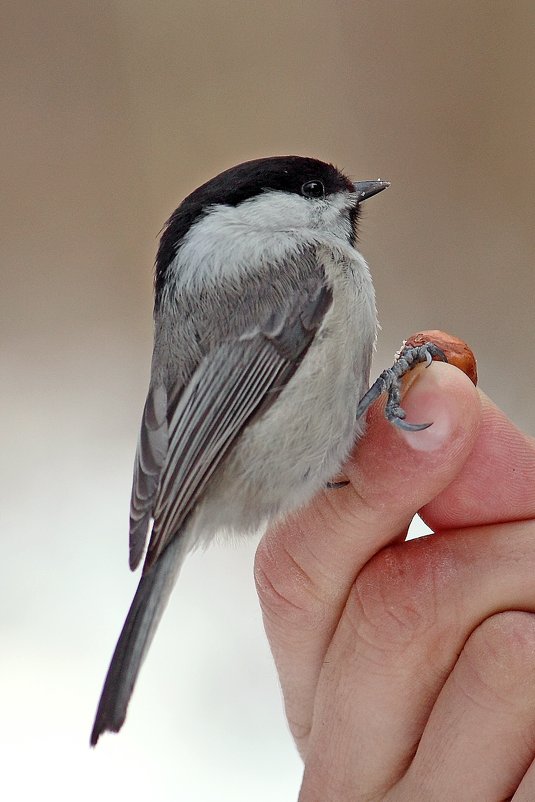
[2, 1, 534, 799]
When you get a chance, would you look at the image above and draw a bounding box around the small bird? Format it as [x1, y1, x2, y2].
[91, 155, 439, 745]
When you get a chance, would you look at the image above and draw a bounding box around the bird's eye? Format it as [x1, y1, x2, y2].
[301, 180, 325, 198]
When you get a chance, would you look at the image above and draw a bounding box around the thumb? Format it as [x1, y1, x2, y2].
[255, 362, 481, 750]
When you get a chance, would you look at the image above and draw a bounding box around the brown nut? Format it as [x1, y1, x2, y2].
[403, 330, 478, 386]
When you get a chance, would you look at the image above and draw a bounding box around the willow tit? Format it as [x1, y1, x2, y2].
[91, 155, 438, 745]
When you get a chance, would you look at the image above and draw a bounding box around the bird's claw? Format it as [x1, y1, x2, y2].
[326, 479, 350, 490]
[392, 417, 432, 432]
[357, 341, 447, 429]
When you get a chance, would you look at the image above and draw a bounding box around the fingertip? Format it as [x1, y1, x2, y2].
[421, 386, 535, 530]
[398, 362, 481, 452]
[342, 363, 482, 512]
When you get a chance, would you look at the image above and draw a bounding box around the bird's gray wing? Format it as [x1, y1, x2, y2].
[128, 384, 169, 570]
[129, 273, 333, 572]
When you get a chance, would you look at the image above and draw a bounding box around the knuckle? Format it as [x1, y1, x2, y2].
[311, 483, 378, 542]
[254, 529, 328, 630]
[285, 713, 312, 752]
[461, 611, 535, 704]
[347, 539, 453, 657]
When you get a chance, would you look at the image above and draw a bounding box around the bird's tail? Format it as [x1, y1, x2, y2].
[90, 533, 188, 746]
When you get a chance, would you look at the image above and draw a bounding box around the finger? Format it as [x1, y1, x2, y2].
[514, 755, 535, 801]
[422, 391, 535, 531]
[397, 612, 535, 801]
[299, 519, 535, 797]
[255, 363, 481, 752]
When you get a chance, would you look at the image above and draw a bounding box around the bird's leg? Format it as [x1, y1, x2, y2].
[356, 342, 447, 431]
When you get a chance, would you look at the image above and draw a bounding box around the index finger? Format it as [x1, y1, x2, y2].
[421, 391, 535, 531]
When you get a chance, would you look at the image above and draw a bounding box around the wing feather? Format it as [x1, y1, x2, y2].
[130, 274, 333, 572]
[151, 342, 288, 552]
[129, 384, 168, 570]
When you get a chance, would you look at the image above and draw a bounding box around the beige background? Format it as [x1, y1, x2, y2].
[2, 2, 534, 800]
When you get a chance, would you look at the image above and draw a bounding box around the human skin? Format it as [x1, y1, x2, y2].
[255, 362, 535, 801]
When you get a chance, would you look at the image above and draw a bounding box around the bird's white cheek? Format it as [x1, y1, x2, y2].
[173, 227, 309, 290]
[166, 189, 354, 291]
[169, 199, 314, 289]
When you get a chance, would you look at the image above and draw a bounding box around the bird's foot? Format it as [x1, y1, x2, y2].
[356, 342, 447, 431]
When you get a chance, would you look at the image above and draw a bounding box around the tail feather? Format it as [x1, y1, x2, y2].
[90, 534, 187, 746]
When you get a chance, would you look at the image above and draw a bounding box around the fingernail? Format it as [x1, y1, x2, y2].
[398, 370, 454, 452]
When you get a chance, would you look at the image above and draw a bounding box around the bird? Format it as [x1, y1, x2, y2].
[90, 155, 436, 746]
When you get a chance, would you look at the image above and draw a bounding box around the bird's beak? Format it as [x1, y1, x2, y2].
[353, 180, 390, 201]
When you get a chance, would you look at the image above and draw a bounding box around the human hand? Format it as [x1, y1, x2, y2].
[255, 362, 535, 800]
